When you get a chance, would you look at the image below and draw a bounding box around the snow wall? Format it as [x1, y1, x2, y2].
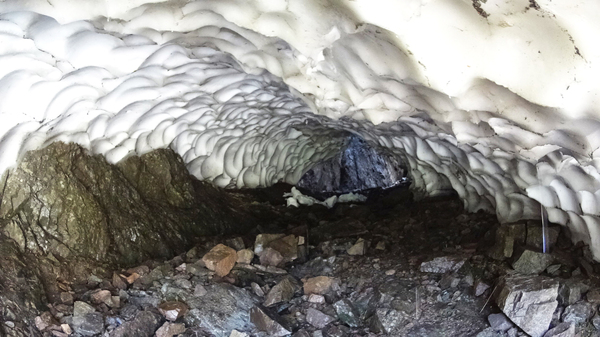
[1, 0, 600, 258]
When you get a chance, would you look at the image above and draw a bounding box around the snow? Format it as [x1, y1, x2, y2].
[0, 0, 600, 258]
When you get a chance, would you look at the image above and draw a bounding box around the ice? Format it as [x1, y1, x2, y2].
[1, 0, 600, 258]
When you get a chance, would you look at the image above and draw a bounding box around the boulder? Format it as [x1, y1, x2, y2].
[303, 276, 338, 295]
[542, 322, 575, 337]
[511, 250, 554, 275]
[202, 244, 237, 277]
[496, 274, 559, 337]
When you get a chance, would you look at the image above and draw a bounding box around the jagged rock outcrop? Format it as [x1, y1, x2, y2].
[0, 142, 262, 336]
[297, 135, 407, 198]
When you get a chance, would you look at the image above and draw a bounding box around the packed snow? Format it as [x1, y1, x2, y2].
[1, 0, 600, 258]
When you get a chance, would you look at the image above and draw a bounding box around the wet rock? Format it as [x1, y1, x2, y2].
[159, 301, 189, 321]
[346, 238, 365, 256]
[542, 322, 575, 337]
[420, 256, 466, 273]
[488, 313, 513, 332]
[264, 277, 296, 307]
[250, 305, 291, 337]
[369, 308, 404, 334]
[511, 250, 554, 275]
[110, 310, 162, 337]
[303, 276, 338, 295]
[562, 302, 593, 325]
[259, 247, 284, 267]
[155, 322, 186, 337]
[333, 299, 361, 327]
[237, 249, 254, 264]
[202, 244, 237, 277]
[306, 308, 335, 329]
[496, 274, 559, 337]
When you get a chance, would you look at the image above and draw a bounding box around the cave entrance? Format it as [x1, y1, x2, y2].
[296, 135, 409, 199]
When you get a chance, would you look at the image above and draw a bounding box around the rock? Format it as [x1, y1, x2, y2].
[184, 283, 258, 336]
[475, 327, 504, 337]
[236, 249, 254, 264]
[202, 244, 237, 277]
[488, 313, 513, 332]
[333, 299, 361, 327]
[527, 225, 560, 250]
[496, 274, 559, 337]
[303, 276, 338, 295]
[586, 288, 600, 303]
[267, 235, 298, 262]
[229, 330, 250, 337]
[439, 273, 460, 289]
[474, 280, 490, 297]
[73, 301, 96, 317]
[259, 247, 284, 267]
[158, 301, 189, 321]
[347, 238, 365, 256]
[306, 308, 335, 329]
[542, 322, 575, 337]
[126, 273, 141, 284]
[251, 282, 265, 297]
[562, 302, 593, 325]
[264, 277, 296, 307]
[385, 269, 396, 276]
[155, 322, 186, 337]
[375, 241, 386, 250]
[35, 312, 56, 331]
[250, 305, 291, 337]
[308, 294, 326, 304]
[254, 234, 285, 255]
[91, 289, 113, 306]
[72, 312, 104, 336]
[292, 329, 311, 337]
[112, 273, 128, 290]
[420, 256, 466, 273]
[592, 314, 600, 330]
[110, 310, 162, 337]
[369, 308, 404, 334]
[60, 292, 74, 305]
[227, 237, 246, 251]
[558, 280, 588, 306]
[61, 324, 72, 335]
[511, 250, 554, 275]
[323, 325, 350, 337]
[350, 287, 381, 321]
[194, 284, 207, 297]
[488, 223, 526, 260]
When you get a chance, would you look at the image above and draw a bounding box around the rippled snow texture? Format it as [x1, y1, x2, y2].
[1, 1, 600, 258]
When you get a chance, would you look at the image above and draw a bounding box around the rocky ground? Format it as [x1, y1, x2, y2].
[7, 182, 600, 337]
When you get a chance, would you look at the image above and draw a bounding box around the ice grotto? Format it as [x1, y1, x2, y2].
[1, 0, 600, 334]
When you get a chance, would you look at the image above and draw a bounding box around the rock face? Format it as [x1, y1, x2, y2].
[0, 143, 259, 332]
[496, 274, 559, 337]
[296, 135, 406, 197]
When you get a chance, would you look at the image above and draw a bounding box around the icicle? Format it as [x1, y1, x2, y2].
[541, 204, 548, 253]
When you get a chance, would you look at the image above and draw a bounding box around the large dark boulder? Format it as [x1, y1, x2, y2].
[297, 135, 407, 198]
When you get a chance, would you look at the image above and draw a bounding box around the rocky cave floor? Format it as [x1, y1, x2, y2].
[25, 185, 600, 337]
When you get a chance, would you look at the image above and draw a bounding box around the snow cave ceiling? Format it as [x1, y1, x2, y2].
[1, 0, 600, 257]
